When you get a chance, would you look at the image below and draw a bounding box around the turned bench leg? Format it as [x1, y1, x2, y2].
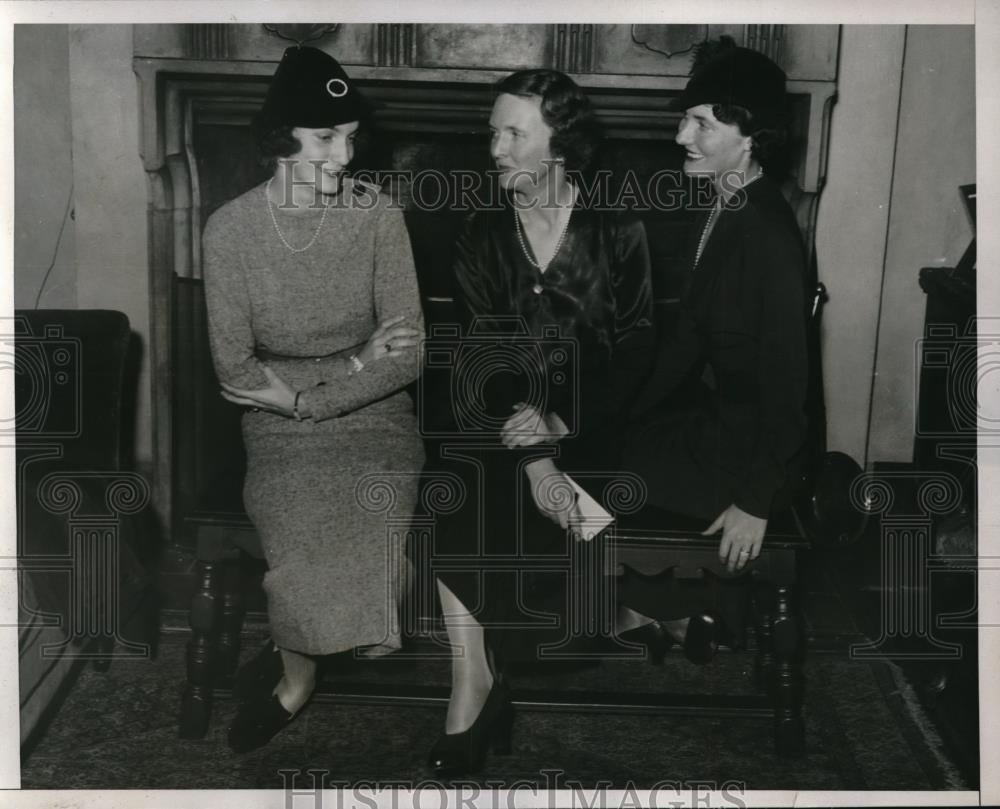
[179, 559, 224, 739]
[752, 582, 776, 694]
[771, 585, 805, 756]
[218, 558, 246, 680]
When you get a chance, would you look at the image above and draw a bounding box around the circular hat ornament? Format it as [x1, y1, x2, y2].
[326, 78, 349, 98]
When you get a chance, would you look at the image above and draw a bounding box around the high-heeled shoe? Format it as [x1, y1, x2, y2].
[619, 620, 674, 666]
[682, 610, 733, 665]
[622, 612, 733, 666]
[427, 678, 514, 777]
[227, 688, 312, 754]
[232, 638, 283, 701]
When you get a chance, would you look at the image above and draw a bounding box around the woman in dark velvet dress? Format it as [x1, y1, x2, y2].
[425, 69, 654, 776]
[619, 37, 810, 648]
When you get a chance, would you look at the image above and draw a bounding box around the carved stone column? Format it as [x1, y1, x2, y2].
[554, 24, 595, 73]
[187, 25, 232, 60]
[744, 24, 785, 65]
[376, 24, 416, 67]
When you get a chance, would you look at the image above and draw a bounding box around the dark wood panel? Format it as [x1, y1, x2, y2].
[193, 116, 270, 226]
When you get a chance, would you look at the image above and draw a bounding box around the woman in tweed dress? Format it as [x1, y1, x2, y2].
[202, 46, 425, 753]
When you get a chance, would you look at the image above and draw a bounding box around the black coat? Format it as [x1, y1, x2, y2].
[424, 197, 655, 661]
[447, 199, 655, 474]
[625, 176, 809, 520]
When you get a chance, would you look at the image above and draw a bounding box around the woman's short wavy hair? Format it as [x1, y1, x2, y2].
[252, 118, 373, 173]
[253, 120, 302, 170]
[710, 104, 789, 171]
[495, 69, 602, 174]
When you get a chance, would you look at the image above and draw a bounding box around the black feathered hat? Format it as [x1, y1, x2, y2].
[257, 46, 368, 130]
[671, 36, 787, 126]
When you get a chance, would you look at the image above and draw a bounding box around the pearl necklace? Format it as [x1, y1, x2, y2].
[266, 177, 330, 254]
[693, 204, 720, 268]
[693, 167, 764, 268]
[513, 199, 573, 273]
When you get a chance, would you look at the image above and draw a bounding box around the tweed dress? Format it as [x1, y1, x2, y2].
[202, 178, 425, 656]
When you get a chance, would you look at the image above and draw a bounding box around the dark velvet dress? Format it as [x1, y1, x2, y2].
[619, 175, 810, 627]
[426, 197, 654, 664]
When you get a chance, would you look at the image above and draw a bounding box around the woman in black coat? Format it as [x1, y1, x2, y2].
[424, 68, 654, 777]
[619, 37, 810, 650]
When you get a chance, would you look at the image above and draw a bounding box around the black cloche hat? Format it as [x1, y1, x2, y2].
[671, 36, 787, 126]
[258, 46, 369, 129]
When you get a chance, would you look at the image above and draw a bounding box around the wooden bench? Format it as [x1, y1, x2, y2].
[177, 491, 812, 756]
[178, 188, 840, 756]
[607, 505, 809, 755]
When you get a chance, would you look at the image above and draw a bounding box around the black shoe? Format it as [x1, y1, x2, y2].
[683, 610, 732, 665]
[619, 620, 675, 666]
[427, 679, 514, 777]
[227, 691, 309, 754]
[233, 638, 283, 701]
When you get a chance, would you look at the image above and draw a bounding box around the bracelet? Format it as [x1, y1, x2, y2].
[292, 391, 303, 421]
[349, 354, 364, 374]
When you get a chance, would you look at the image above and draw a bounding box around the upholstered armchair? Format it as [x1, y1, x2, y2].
[15, 309, 157, 748]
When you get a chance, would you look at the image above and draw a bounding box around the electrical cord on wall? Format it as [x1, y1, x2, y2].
[33, 183, 74, 309]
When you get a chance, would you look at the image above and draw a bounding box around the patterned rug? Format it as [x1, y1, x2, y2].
[20, 632, 968, 791]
